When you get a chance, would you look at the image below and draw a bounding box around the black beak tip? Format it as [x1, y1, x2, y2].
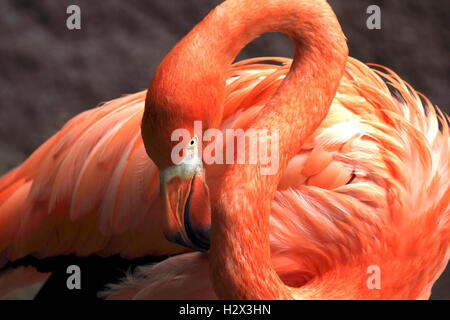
[185, 222, 211, 252]
[193, 229, 210, 252]
[164, 227, 210, 252]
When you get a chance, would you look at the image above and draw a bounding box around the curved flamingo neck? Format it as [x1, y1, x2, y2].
[203, 0, 348, 299]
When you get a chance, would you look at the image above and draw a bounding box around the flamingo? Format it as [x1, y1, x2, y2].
[0, 0, 449, 299]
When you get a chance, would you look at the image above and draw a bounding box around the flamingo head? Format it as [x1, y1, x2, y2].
[141, 45, 226, 251]
[157, 135, 211, 251]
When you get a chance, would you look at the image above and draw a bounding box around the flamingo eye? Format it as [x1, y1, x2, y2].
[189, 136, 198, 146]
[180, 136, 201, 164]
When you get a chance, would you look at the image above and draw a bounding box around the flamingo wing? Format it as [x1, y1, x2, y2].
[0, 91, 187, 265]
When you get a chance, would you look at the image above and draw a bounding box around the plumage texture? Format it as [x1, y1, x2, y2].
[1, 56, 448, 299]
[101, 56, 449, 299]
[0, 92, 186, 264]
[1, 0, 448, 301]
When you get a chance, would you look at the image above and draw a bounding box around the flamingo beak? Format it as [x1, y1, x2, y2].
[159, 140, 211, 251]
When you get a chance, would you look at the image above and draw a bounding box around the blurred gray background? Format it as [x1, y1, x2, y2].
[0, 0, 448, 299]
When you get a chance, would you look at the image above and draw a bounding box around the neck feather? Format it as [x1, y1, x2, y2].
[148, 0, 348, 299]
